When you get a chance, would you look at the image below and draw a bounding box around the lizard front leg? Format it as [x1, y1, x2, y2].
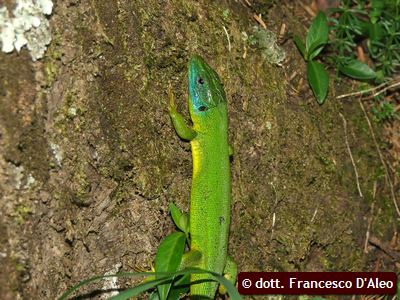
[168, 88, 197, 141]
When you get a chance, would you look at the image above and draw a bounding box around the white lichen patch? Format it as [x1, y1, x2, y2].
[67, 106, 77, 118]
[0, 0, 53, 61]
[25, 173, 36, 187]
[11, 164, 25, 189]
[101, 263, 122, 299]
[50, 142, 63, 166]
[8, 163, 36, 189]
[245, 26, 286, 65]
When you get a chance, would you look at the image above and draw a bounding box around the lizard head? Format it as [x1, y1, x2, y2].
[188, 55, 226, 118]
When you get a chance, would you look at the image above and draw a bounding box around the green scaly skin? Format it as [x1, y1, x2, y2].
[169, 55, 237, 299]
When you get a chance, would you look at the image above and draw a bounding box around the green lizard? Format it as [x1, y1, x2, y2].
[168, 55, 237, 299]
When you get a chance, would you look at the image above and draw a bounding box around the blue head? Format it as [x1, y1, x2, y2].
[188, 55, 227, 123]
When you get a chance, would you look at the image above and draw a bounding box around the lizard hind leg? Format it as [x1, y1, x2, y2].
[218, 255, 237, 295]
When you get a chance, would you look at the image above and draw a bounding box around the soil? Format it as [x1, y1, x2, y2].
[0, 1, 398, 299]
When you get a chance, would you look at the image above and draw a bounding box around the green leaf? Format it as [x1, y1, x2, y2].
[293, 35, 306, 59]
[306, 12, 329, 57]
[169, 203, 189, 236]
[155, 232, 186, 300]
[307, 61, 329, 104]
[308, 45, 324, 60]
[338, 59, 376, 80]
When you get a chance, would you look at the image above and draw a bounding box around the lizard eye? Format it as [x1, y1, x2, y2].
[197, 77, 205, 85]
[198, 105, 207, 112]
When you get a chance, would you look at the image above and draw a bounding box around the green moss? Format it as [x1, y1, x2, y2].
[15, 263, 26, 272]
[316, 146, 336, 173]
[222, 9, 230, 21]
[70, 162, 91, 206]
[14, 204, 32, 225]
[43, 33, 62, 87]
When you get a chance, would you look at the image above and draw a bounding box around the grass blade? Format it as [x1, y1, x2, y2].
[58, 272, 156, 300]
[109, 277, 173, 300]
[58, 267, 242, 300]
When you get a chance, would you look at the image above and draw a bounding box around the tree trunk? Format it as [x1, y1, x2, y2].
[0, 1, 396, 299]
